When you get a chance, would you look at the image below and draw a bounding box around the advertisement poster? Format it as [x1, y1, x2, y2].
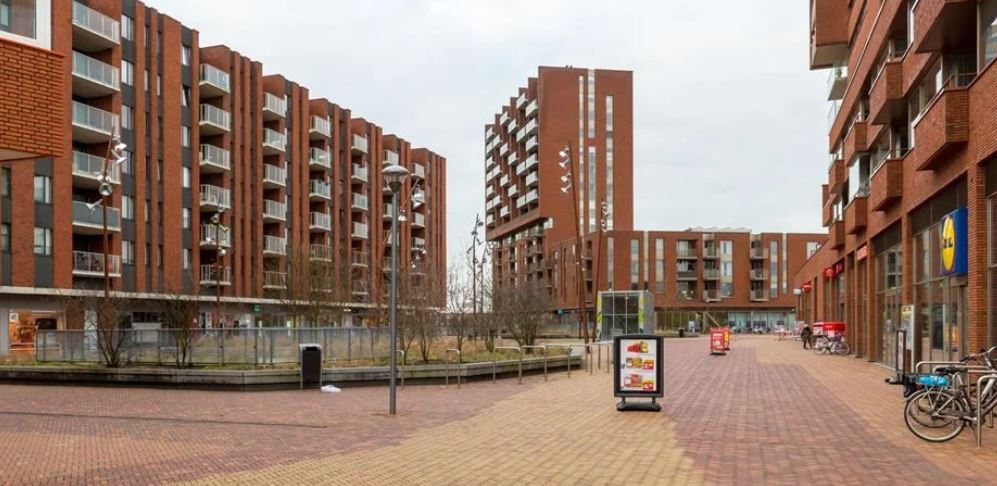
[614, 335, 664, 400]
[901, 305, 914, 350]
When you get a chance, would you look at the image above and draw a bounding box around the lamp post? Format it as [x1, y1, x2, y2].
[468, 215, 485, 315]
[207, 210, 228, 328]
[591, 198, 608, 341]
[383, 163, 410, 415]
[92, 125, 128, 299]
[557, 144, 589, 342]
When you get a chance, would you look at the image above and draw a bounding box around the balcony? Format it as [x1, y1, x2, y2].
[199, 144, 231, 173]
[869, 61, 904, 125]
[413, 163, 425, 180]
[309, 147, 331, 170]
[677, 270, 697, 281]
[750, 289, 769, 302]
[72, 101, 117, 144]
[263, 235, 287, 256]
[912, 0, 976, 54]
[199, 224, 231, 249]
[71, 1, 120, 52]
[200, 265, 232, 286]
[310, 244, 333, 262]
[703, 268, 720, 280]
[703, 289, 721, 303]
[413, 236, 426, 248]
[828, 220, 845, 249]
[383, 149, 399, 166]
[352, 222, 369, 240]
[351, 281, 368, 296]
[499, 111, 510, 126]
[310, 180, 332, 201]
[499, 206, 510, 218]
[823, 197, 836, 227]
[72, 200, 121, 235]
[522, 118, 538, 137]
[808, 0, 848, 69]
[263, 199, 286, 223]
[500, 143, 512, 158]
[750, 268, 769, 280]
[524, 154, 538, 172]
[508, 118, 519, 135]
[72, 151, 120, 189]
[199, 64, 230, 98]
[486, 214, 495, 227]
[262, 93, 286, 120]
[71, 51, 119, 98]
[72, 251, 121, 278]
[749, 247, 769, 260]
[913, 79, 970, 172]
[263, 271, 287, 289]
[870, 152, 905, 211]
[676, 248, 698, 259]
[262, 128, 286, 155]
[352, 164, 369, 183]
[703, 247, 718, 259]
[842, 121, 868, 163]
[310, 212, 332, 232]
[199, 184, 231, 211]
[525, 136, 538, 153]
[525, 99, 538, 118]
[845, 195, 868, 234]
[525, 172, 539, 188]
[347, 250, 367, 267]
[825, 63, 847, 101]
[516, 93, 527, 110]
[499, 174, 510, 187]
[262, 163, 286, 189]
[485, 125, 496, 142]
[310, 116, 332, 139]
[199, 104, 231, 136]
[351, 193, 369, 211]
[352, 134, 368, 154]
[412, 212, 426, 228]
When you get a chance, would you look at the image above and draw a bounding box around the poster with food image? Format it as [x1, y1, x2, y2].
[619, 338, 657, 393]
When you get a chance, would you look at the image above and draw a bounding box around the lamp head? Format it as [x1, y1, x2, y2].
[114, 142, 127, 152]
[219, 248, 227, 257]
[98, 183, 114, 198]
[399, 212, 408, 223]
[558, 146, 570, 159]
[382, 164, 410, 193]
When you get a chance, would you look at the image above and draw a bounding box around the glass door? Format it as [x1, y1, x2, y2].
[945, 281, 967, 360]
[880, 291, 901, 368]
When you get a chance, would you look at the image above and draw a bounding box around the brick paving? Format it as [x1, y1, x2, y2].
[0, 336, 994, 485]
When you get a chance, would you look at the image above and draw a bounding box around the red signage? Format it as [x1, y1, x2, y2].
[802, 282, 813, 292]
[710, 328, 726, 355]
[823, 267, 835, 278]
[834, 262, 845, 274]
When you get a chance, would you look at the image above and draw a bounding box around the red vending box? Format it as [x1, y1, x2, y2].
[710, 328, 726, 355]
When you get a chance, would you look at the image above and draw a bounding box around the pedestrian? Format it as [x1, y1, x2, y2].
[801, 324, 813, 349]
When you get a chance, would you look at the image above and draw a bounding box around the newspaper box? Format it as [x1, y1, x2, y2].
[822, 322, 846, 338]
[710, 328, 726, 355]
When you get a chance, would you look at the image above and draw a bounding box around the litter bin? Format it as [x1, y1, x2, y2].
[299, 343, 323, 389]
[678, 329, 685, 338]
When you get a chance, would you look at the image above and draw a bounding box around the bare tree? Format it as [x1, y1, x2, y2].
[446, 261, 474, 354]
[62, 291, 129, 368]
[490, 280, 552, 349]
[159, 277, 201, 368]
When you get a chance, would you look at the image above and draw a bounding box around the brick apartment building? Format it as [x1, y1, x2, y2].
[484, 66, 825, 330]
[796, 0, 997, 370]
[0, 0, 446, 354]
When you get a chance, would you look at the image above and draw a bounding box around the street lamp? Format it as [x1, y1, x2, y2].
[206, 210, 228, 329]
[557, 144, 589, 342]
[591, 198, 609, 341]
[382, 163, 410, 416]
[468, 215, 485, 314]
[87, 127, 128, 299]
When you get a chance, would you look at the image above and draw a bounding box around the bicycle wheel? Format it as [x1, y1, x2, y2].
[904, 388, 967, 443]
[835, 342, 850, 355]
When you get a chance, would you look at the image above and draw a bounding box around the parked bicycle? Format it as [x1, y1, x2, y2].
[904, 346, 997, 443]
[813, 334, 849, 355]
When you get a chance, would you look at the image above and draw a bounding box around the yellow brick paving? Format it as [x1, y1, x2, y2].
[184, 369, 706, 486]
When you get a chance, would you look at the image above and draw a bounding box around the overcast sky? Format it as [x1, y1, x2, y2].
[152, 0, 829, 259]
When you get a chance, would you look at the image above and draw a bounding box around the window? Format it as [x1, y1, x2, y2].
[181, 45, 191, 66]
[770, 241, 779, 297]
[1, 167, 9, 197]
[655, 239, 664, 293]
[144, 199, 150, 222]
[121, 60, 134, 86]
[720, 240, 733, 297]
[181, 125, 190, 148]
[122, 104, 133, 130]
[605, 95, 614, 230]
[122, 240, 134, 264]
[33, 175, 50, 203]
[182, 207, 190, 228]
[33, 227, 51, 255]
[0, 223, 8, 252]
[807, 241, 820, 258]
[630, 239, 639, 290]
[0, 0, 50, 49]
[181, 166, 191, 188]
[181, 86, 190, 107]
[156, 75, 161, 96]
[983, 0, 997, 67]
[122, 195, 134, 220]
[182, 249, 190, 270]
[120, 151, 133, 175]
[121, 14, 134, 40]
[606, 237, 614, 290]
[144, 69, 149, 91]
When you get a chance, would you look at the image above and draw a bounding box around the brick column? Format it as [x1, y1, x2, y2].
[967, 163, 988, 352]
[866, 244, 877, 362]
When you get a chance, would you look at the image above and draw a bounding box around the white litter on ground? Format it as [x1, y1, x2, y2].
[320, 385, 341, 394]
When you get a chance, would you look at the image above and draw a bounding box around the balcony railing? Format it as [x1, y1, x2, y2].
[199, 64, 230, 96]
[676, 247, 698, 259]
[826, 62, 847, 101]
[524, 154, 538, 171]
[310, 179, 332, 200]
[351, 193, 369, 210]
[310, 212, 332, 231]
[750, 268, 769, 280]
[352, 222, 369, 239]
[199, 144, 231, 172]
[263, 163, 286, 187]
[200, 265, 231, 286]
[263, 93, 287, 118]
[72, 251, 121, 277]
[199, 184, 231, 210]
[750, 289, 769, 301]
[72, 200, 121, 232]
[71, 51, 120, 95]
[703, 268, 720, 280]
[263, 235, 287, 255]
[525, 136, 538, 153]
[522, 118, 538, 135]
[412, 212, 426, 227]
[525, 99, 538, 118]
[71, 1, 120, 47]
[263, 128, 286, 153]
[703, 247, 719, 258]
[309, 147, 330, 169]
[264, 271, 287, 289]
[516, 93, 527, 109]
[499, 111, 510, 126]
[199, 224, 231, 248]
[413, 163, 426, 179]
[352, 134, 368, 154]
[703, 289, 721, 302]
[352, 163, 368, 183]
[351, 250, 368, 266]
[351, 281, 368, 295]
[199, 104, 231, 133]
[310, 244, 332, 262]
[263, 199, 286, 222]
[749, 248, 769, 259]
[310, 116, 331, 137]
[72, 151, 120, 185]
[72, 101, 117, 140]
[383, 149, 399, 166]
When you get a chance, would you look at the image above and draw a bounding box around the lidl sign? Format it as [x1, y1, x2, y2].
[939, 207, 967, 277]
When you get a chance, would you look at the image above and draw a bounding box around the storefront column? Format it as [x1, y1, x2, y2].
[967, 163, 988, 352]
[866, 245, 878, 362]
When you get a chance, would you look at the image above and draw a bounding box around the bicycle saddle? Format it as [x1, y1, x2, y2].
[933, 364, 969, 375]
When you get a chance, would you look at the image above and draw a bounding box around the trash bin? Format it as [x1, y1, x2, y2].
[678, 329, 685, 338]
[299, 343, 323, 389]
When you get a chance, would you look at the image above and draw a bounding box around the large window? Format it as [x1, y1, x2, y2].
[654, 239, 664, 293]
[121, 14, 133, 41]
[606, 237, 614, 290]
[0, 167, 9, 197]
[121, 60, 134, 86]
[0, 0, 50, 49]
[630, 239, 639, 290]
[181, 45, 191, 66]
[720, 240, 733, 297]
[0, 223, 9, 252]
[33, 227, 50, 255]
[122, 240, 134, 264]
[33, 175, 50, 203]
[122, 195, 134, 220]
[982, 0, 997, 68]
[770, 241, 779, 296]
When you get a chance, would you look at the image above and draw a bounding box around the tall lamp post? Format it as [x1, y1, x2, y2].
[557, 144, 589, 342]
[88, 124, 128, 299]
[591, 198, 608, 341]
[383, 163, 410, 415]
[206, 210, 228, 328]
[468, 215, 484, 314]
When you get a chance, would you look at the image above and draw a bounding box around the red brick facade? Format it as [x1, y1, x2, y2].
[0, 38, 65, 161]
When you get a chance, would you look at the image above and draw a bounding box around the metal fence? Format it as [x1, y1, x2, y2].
[34, 327, 392, 366]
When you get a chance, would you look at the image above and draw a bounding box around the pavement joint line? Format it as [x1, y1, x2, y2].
[0, 410, 331, 429]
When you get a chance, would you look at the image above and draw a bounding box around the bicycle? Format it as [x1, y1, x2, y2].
[813, 334, 850, 355]
[904, 346, 997, 443]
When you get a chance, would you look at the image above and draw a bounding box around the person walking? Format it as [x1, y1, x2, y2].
[801, 324, 813, 349]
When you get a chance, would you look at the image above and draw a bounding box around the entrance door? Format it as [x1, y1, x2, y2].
[945, 282, 968, 360]
[880, 291, 902, 368]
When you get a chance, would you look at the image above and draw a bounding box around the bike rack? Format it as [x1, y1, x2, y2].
[445, 348, 461, 388]
[975, 374, 997, 448]
[493, 346, 523, 384]
[396, 349, 405, 389]
[544, 344, 584, 377]
[522, 345, 548, 382]
[583, 341, 612, 375]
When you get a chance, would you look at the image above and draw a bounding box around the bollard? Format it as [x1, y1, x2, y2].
[445, 348, 461, 388]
